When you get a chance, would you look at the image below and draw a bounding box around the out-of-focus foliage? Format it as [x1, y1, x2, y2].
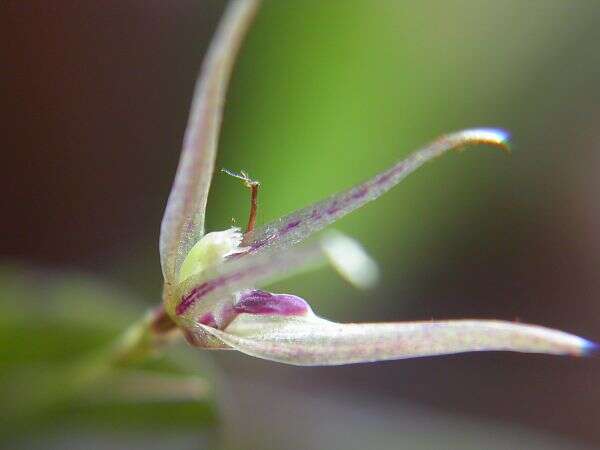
[0, 266, 216, 447]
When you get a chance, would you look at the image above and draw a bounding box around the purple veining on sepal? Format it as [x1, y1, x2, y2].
[351, 186, 369, 200]
[264, 186, 372, 248]
[310, 209, 322, 220]
[247, 234, 276, 252]
[374, 162, 405, 187]
[244, 176, 381, 255]
[233, 290, 310, 316]
[177, 273, 243, 315]
[281, 219, 302, 235]
[325, 200, 340, 215]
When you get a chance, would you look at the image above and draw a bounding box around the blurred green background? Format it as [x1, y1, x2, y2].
[2, 1, 600, 449]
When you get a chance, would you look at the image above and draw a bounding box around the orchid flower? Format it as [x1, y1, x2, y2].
[158, 0, 597, 366]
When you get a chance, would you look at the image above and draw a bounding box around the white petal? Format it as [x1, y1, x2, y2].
[322, 230, 379, 289]
[200, 313, 593, 366]
[177, 227, 244, 283]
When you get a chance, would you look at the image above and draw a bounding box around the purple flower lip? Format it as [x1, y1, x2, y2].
[197, 290, 312, 331]
[281, 219, 302, 235]
[233, 290, 310, 316]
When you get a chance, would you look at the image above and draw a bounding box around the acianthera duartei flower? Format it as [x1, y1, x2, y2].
[158, 0, 597, 365]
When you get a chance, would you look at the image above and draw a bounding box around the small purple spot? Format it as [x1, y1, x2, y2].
[249, 235, 275, 252]
[177, 282, 210, 315]
[310, 209, 322, 220]
[376, 162, 406, 186]
[325, 200, 340, 215]
[234, 289, 310, 316]
[391, 163, 406, 175]
[350, 186, 368, 200]
[280, 219, 302, 235]
[198, 312, 217, 328]
[375, 172, 393, 186]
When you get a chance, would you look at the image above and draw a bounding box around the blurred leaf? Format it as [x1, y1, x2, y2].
[0, 264, 217, 443]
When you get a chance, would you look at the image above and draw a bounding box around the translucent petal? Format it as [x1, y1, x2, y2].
[177, 228, 243, 283]
[242, 128, 510, 255]
[322, 230, 378, 289]
[200, 313, 594, 366]
[159, 0, 261, 282]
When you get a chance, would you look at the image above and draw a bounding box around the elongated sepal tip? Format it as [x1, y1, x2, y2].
[457, 128, 511, 154]
[477, 127, 511, 143]
[582, 340, 600, 357]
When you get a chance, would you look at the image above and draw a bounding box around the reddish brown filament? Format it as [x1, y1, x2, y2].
[221, 169, 260, 235]
[246, 181, 259, 233]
